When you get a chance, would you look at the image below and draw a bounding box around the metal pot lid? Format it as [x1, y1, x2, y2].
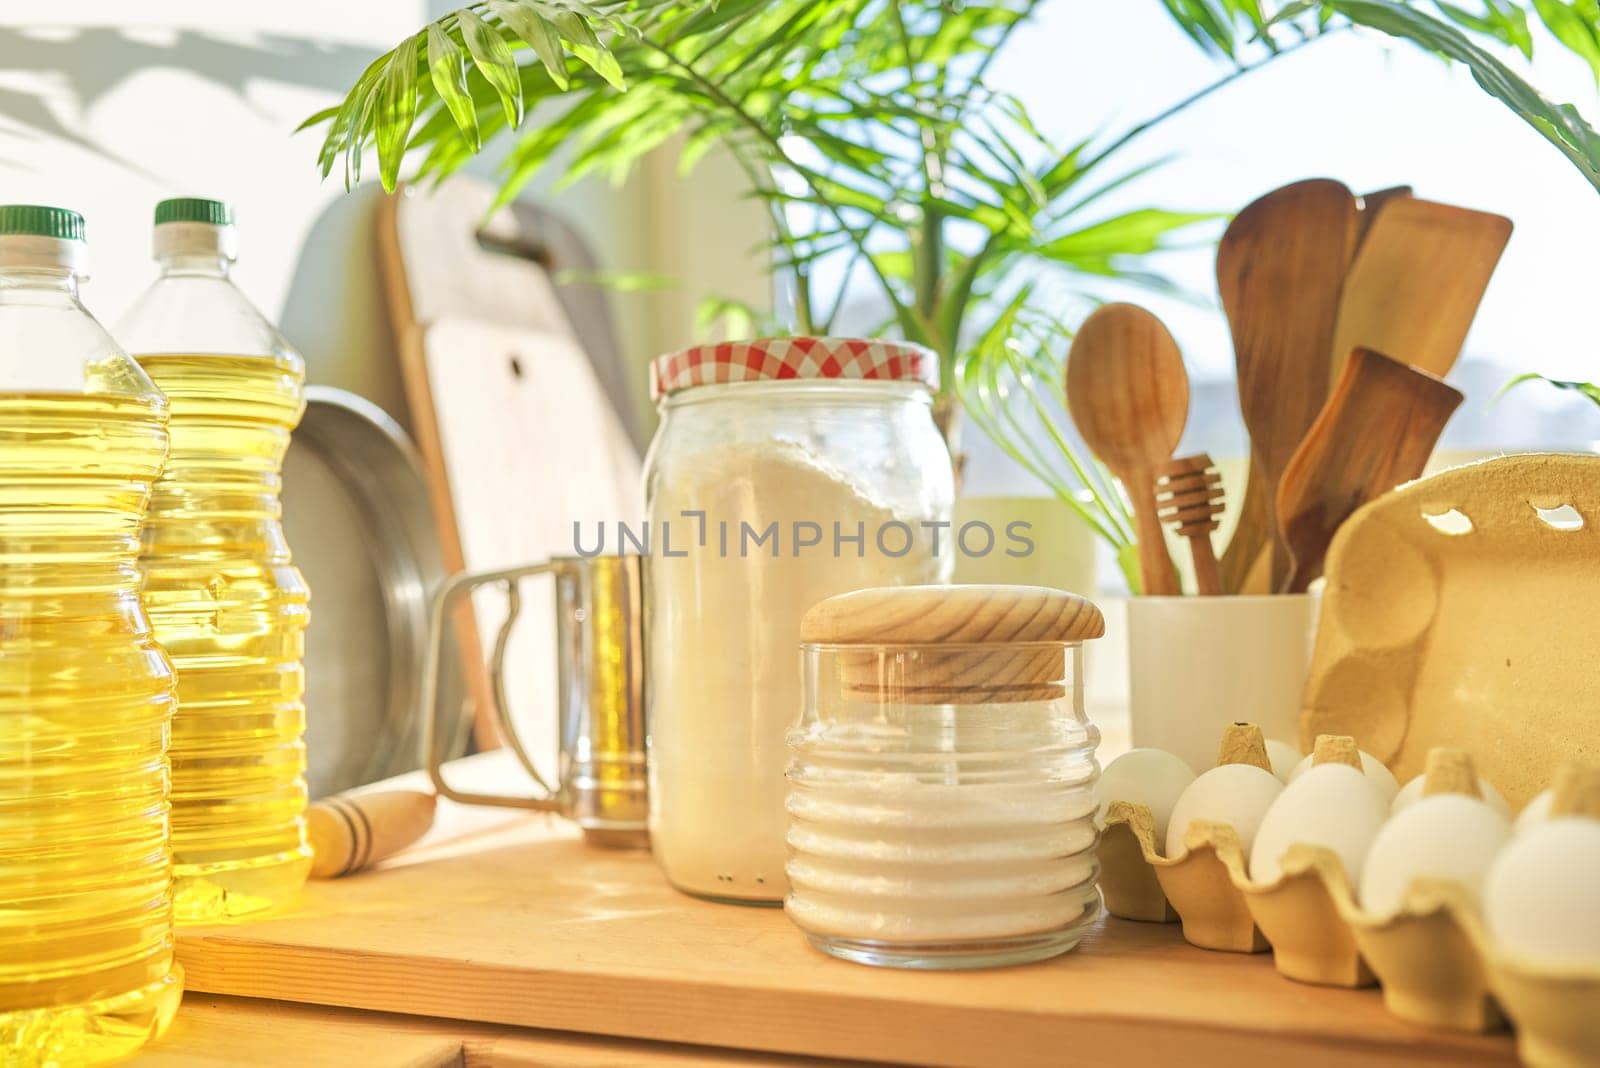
[283, 386, 466, 797]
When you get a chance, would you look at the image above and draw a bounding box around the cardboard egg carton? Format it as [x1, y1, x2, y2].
[1301, 452, 1600, 1063]
[1490, 955, 1600, 1068]
[1099, 735, 1600, 1066]
[1332, 857, 1600, 1068]
[1300, 454, 1600, 807]
[1101, 726, 1356, 968]
[1098, 723, 1276, 944]
[1097, 804, 1176, 924]
[1475, 764, 1600, 1067]
[1102, 798, 1363, 976]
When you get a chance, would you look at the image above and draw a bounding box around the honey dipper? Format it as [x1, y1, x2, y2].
[1156, 454, 1225, 596]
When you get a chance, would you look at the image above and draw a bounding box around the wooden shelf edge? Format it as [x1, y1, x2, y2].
[176, 936, 1513, 1068]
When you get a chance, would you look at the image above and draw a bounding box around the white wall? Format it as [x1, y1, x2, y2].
[0, 4, 435, 421]
[0, 4, 770, 434]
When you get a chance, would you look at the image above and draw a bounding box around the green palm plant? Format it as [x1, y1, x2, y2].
[307, 0, 1600, 591]
[311, 1, 1249, 395]
[1503, 373, 1600, 410]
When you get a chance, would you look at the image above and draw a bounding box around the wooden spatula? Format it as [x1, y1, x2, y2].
[1354, 185, 1412, 248]
[1330, 196, 1512, 385]
[1065, 303, 1188, 596]
[1218, 480, 1271, 595]
[1218, 178, 1359, 593]
[1276, 347, 1464, 593]
[1219, 183, 1413, 595]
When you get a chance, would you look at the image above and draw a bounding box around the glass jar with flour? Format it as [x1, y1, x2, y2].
[644, 338, 953, 903]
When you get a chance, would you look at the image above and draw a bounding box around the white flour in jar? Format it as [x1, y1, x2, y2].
[647, 440, 946, 902]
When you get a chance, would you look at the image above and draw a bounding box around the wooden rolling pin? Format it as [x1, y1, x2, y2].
[307, 789, 438, 878]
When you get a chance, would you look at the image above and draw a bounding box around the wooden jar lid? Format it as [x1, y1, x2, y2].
[801, 585, 1104, 704]
[801, 584, 1105, 645]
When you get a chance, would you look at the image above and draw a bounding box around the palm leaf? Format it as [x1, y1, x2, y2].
[488, 0, 572, 88]
[426, 25, 479, 150]
[551, 11, 627, 89]
[459, 8, 525, 126]
[374, 36, 421, 190]
[309, 1, 635, 191]
[1501, 372, 1600, 408]
[1431, 1, 1534, 56]
[1530, 0, 1600, 84]
[1276, 1, 1600, 191]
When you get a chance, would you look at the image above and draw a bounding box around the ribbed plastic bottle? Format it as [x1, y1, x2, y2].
[116, 198, 312, 922]
[0, 205, 183, 1064]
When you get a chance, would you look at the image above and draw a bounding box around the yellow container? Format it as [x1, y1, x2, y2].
[0, 205, 183, 1063]
[117, 199, 311, 921]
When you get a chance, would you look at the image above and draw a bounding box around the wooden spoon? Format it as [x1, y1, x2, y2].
[1065, 303, 1187, 596]
[1276, 347, 1464, 593]
[1330, 196, 1512, 385]
[1218, 178, 1359, 593]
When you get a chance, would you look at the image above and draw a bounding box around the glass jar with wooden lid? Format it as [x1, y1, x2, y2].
[787, 584, 1105, 969]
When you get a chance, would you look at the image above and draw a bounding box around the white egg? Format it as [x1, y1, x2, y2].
[1289, 749, 1399, 804]
[1360, 794, 1510, 917]
[1096, 748, 1195, 840]
[1264, 740, 1301, 783]
[1391, 774, 1511, 819]
[1165, 764, 1283, 860]
[1483, 818, 1600, 966]
[1513, 789, 1555, 836]
[1250, 763, 1388, 885]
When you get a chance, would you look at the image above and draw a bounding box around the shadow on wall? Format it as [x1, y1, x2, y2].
[0, 24, 420, 433]
[0, 26, 375, 179]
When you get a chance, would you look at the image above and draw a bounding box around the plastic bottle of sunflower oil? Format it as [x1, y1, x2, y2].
[0, 205, 183, 1064]
[115, 198, 311, 922]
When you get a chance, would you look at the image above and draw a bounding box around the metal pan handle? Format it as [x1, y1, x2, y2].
[421, 560, 576, 811]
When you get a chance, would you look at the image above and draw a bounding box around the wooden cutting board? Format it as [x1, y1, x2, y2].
[378, 178, 642, 763]
[174, 813, 1513, 1067]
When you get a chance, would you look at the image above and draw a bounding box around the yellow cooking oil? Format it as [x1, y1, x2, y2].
[135, 351, 312, 922]
[0, 392, 184, 1065]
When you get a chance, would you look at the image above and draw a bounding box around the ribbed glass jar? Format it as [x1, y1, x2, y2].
[644, 338, 953, 905]
[787, 585, 1103, 969]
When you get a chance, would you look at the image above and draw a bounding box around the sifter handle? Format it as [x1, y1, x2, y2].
[421, 560, 575, 812]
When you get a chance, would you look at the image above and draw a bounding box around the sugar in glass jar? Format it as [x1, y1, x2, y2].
[787, 585, 1104, 968]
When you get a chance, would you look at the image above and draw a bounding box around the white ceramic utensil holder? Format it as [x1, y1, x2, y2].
[1127, 594, 1319, 774]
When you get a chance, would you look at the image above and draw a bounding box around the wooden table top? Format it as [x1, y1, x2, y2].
[172, 807, 1516, 1068]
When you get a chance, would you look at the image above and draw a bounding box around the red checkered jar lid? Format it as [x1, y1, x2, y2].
[650, 336, 939, 401]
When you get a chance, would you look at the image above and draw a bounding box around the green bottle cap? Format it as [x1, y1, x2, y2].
[0, 205, 85, 241]
[154, 197, 234, 227]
